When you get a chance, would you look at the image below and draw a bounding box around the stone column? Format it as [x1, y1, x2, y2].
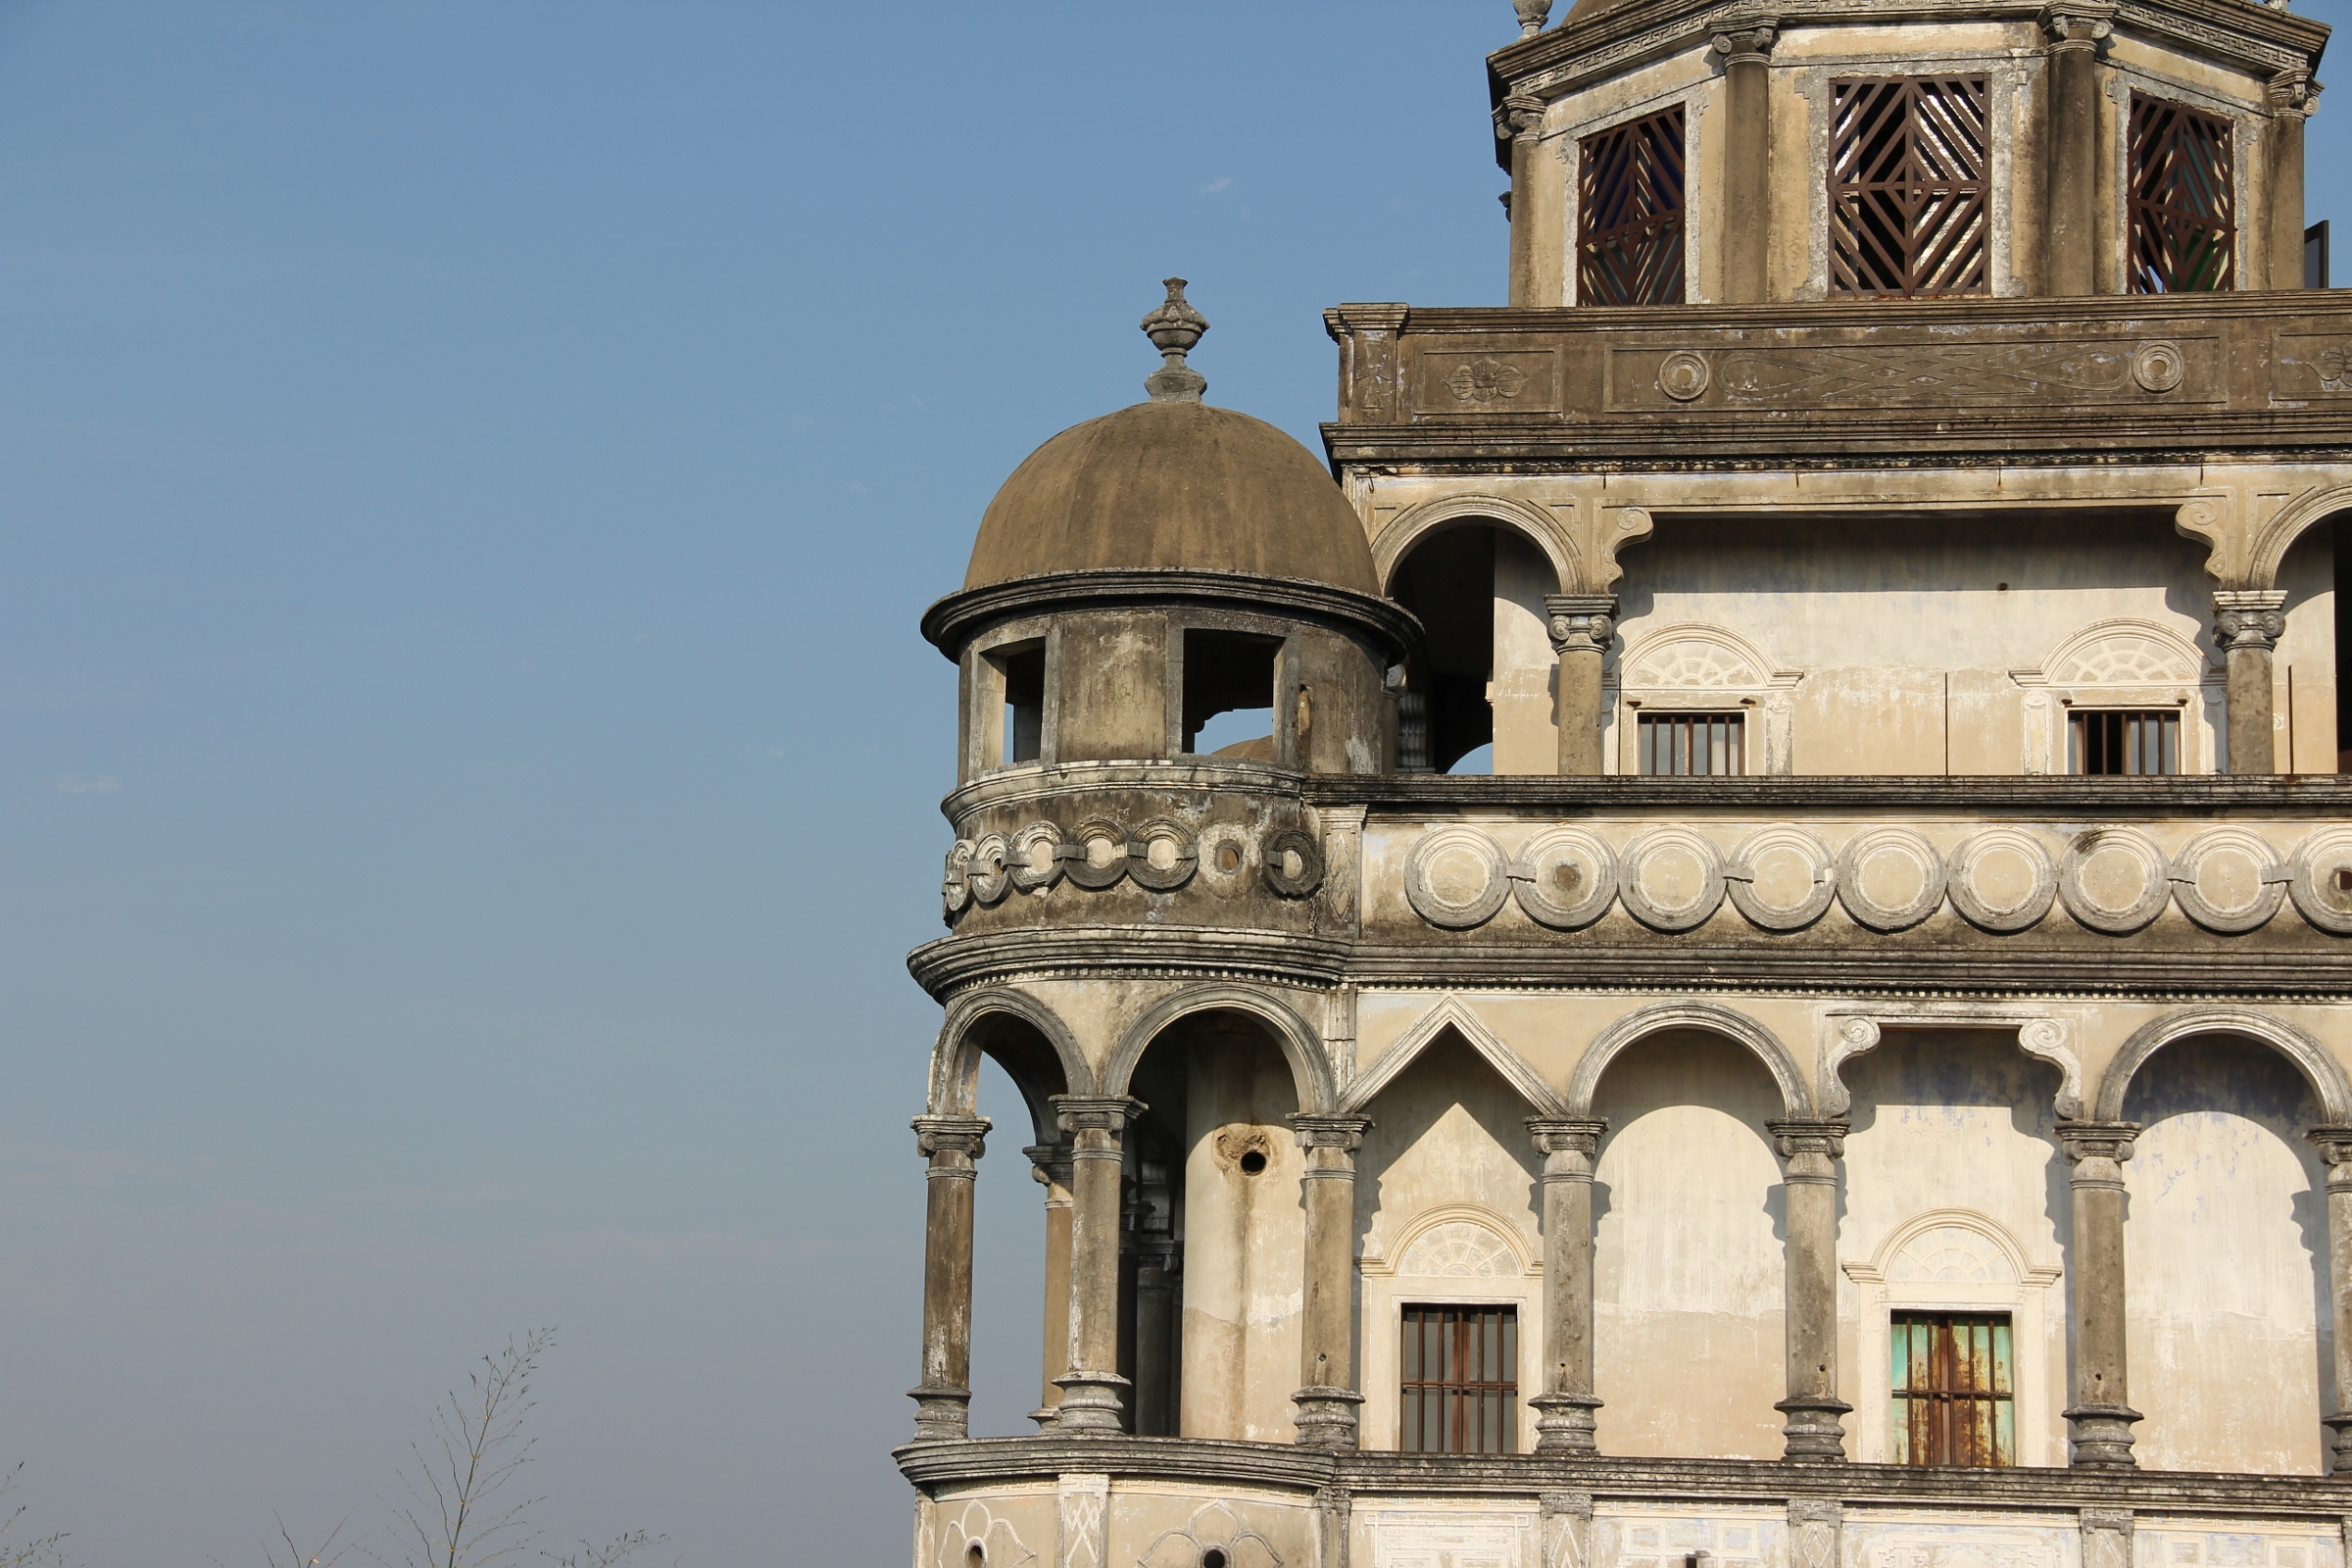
[2306, 1127, 2352, 1470]
[2041, 8, 2112, 296]
[1025, 1142, 1076, 1424]
[1545, 596, 1617, 777]
[909, 1113, 991, 1441]
[1051, 1095, 1140, 1434]
[1502, 93, 1548, 307]
[1770, 1119, 1852, 1460]
[1291, 1113, 1374, 1447]
[2058, 1120, 2142, 1466]
[1527, 1117, 1608, 1451]
[1541, 1492, 1594, 1568]
[2215, 591, 2288, 774]
[2270, 75, 2319, 289]
[1713, 22, 1778, 303]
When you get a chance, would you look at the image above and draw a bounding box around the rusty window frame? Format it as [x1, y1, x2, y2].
[2129, 94, 2236, 292]
[1400, 1304, 1518, 1453]
[1829, 76, 1990, 297]
[1891, 1312, 2015, 1465]
[1637, 710, 1745, 775]
[1578, 107, 1688, 306]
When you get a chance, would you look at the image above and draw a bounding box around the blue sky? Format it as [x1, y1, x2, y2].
[4, 3, 2350, 1562]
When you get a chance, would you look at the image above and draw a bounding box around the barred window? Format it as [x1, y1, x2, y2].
[1829, 77, 1990, 297]
[1578, 108, 1687, 306]
[1638, 711, 1744, 776]
[1400, 1305, 1517, 1453]
[2070, 710, 2180, 775]
[1891, 1312, 2015, 1466]
[2130, 95, 2235, 292]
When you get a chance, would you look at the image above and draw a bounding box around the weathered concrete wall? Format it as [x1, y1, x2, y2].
[1592, 1034, 1788, 1459]
[2122, 1038, 2328, 1475]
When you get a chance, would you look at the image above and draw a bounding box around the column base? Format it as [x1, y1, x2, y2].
[907, 1384, 972, 1443]
[1531, 1393, 1603, 1454]
[1775, 1396, 1852, 1461]
[1291, 1387, 1365, 1449]
[1051, 1370, 1132, 1435]
[1028, 1404, 1061, 1433]
[2064, 1402, 2143, 1468]
[2322, 1412, 2352, 1473]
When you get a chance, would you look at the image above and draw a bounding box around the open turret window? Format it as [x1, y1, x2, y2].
[1829, 76, 1989, 297]
[1578, 107, 1686, 306]
[2129, 95, 2235, 292]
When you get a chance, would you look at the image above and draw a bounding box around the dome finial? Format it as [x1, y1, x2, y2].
[1141, 277, 1209, 403]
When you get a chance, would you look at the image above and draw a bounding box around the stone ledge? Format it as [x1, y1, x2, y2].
[1309, 775, 2352, 810]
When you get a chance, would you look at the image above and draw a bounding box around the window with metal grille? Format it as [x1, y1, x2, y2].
[2069, 710, 2180, 775]
[1400, 1305, 1517, 1453]
[2130, 96, 2235, 292]
[1829, 77, 1989, 297]
[1891, 1312, 2015, 1466]
[1637, 711, 1744, 775]
[1578, 108, 1687, 306]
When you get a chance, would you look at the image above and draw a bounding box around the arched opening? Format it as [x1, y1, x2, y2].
[1119, 1007, 1313, 1440]
[1589, 1030, 1786, 1458]
[2275, 519, 2341, 774]
[2121, 1035, 2328, 1474]
[1836, 1031, 2069, 1466]
[1387, 522, 1558, 775]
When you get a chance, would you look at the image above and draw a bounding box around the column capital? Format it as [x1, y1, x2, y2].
[1051, 1095, 1142, 1136]
[1496, 91, 1547, 142]
[1710, 19, 1780, 63]
[912, 1114, 991, 1159]
[2270, 71, 2322, 117]
[1544, 594, 1619, 657]
[2040, 4, 2114, 49]
[2214, 589, 2289, 652]
[2307, 1125, 2352, 1168]
[1527, 1116, 1608, 1157]
[2057, 1119, 2139, 1164]
[1768, 1118, 1849, 1161]
[1289, 1113, 1373, 1152]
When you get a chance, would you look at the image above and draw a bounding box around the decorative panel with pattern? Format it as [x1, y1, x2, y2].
[1830, 77, 1990, 297]
[1579, 108, 1687, 306]
[2130, 95, 2236, 292]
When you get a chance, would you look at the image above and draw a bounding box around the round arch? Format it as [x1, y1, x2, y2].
[1567, 1001, 1815, 1119]
[929, 988, 1096, 1139]
[1374, 495, 1579, 596]
[2092, 1006, 2352, 1124]
[1102, 983, 1337, 1114]
[2248, 488, 2352, 590]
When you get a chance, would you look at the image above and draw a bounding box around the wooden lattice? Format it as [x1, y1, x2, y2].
[1829, 77, 1989, 297]
[2129, 95, 2235, 292]
[1577, 108, 1687, 306]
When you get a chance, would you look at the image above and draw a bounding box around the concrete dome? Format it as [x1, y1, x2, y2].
[963, 398, 1381, 596]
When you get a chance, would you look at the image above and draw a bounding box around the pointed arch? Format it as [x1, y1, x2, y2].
[1342, 994, 1567, 1116]
[1374, 494, 1578, 595]
[1102, 983, 1337, 1114]
[2093, 1006, 2352, 1124]
[928, 987, 1094, 1140]
[1568, 1001, 1814, 1118]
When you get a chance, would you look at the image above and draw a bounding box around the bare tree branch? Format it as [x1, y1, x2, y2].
[367, 1328, 556, 1568]
[0, 1464, 69, 1568]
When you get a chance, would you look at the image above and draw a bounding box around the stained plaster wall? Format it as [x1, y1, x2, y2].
[2121, 1039, 2330, 1476]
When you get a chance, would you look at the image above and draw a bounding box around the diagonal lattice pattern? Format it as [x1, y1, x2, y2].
[1830, 76, 1989, 297]
[2129, 95, 2235, 292]
[1578, 107, 1686, 305]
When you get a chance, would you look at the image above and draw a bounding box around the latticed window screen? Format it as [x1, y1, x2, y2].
[1829, 77, 1990, 297]
[2070, 710, 2181, 775]
[1578, 108, 1687, 305]
[1891, 1312, 2015, 1466]
[1400, 1305, 1517, 1453]
[1638, 711, 1744, 776]
[2129, 95, 2235, 292]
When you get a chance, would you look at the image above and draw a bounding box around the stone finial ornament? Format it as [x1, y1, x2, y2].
[1514, 0, 1552, 36]
[1142, 277, 1209, 403]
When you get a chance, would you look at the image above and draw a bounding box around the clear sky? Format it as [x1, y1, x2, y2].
[5, 3, 2350, 1563]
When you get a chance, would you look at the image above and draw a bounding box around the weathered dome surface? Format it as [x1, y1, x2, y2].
[964, 399, 1382, 597]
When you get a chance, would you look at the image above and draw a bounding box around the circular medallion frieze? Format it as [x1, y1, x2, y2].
[1063, 816, 1130, 890]
[1724, 826, 1836, 932]
[2169, 827, 2286, 934]
[1508, 827, 1618, 930]
[942, 840, 974, 916]
[1945, 827, 2057, 933]
[1836, 828, 1945, 932]
[2057, 828, 2172, 935]
[1659, 350, 1711, 402]
[2284, 827, 2352, 935]
[1126, 816, 1199, 892]
[1617, 826, 1727, 932]
[966, 832, 1012, 906]
[1263, 826, 1324, 899]
[1008, 821, 1067, 893]
[1405, 826, 1508, 928]
[1197, 822, 1253, 888]
[2132, 340, 2186, 394]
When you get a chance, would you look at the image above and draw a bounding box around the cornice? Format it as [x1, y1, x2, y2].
[919, 569, 1421, 662]
[1304, 773, 2352, 809]
[1324, 420, 2352, 467]
[906, 926, 1354, 998]
[942, 759, 1309, 824]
